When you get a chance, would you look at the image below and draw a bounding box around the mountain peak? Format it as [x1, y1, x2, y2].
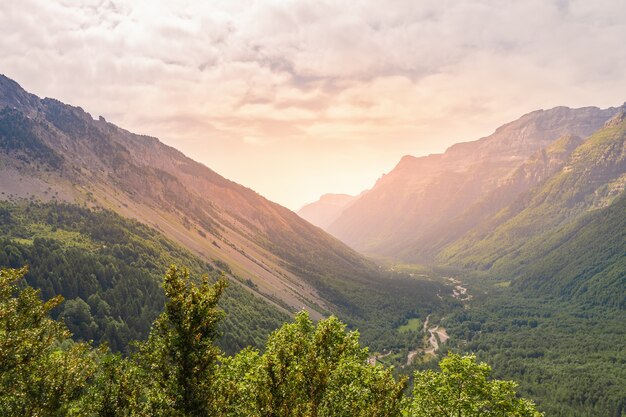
[604, 107, 626, 128]
[298, 193, 359, 230]
[0, 74, 22, 91]
[328, 104, 618, 257]
[0, 74, 40, 113]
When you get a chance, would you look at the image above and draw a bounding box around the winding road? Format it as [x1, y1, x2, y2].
[405, 278, 468, 366]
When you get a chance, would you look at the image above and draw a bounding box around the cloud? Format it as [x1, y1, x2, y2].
[1, 0, 625, 208]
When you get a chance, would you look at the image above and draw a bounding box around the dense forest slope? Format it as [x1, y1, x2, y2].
[435, 112, 626, 416]
[511, 191, 626, 309]
[325, 106, 618, 260]
[0, 265, 542, 417]
[0, 74, 451, 351]
[445, 289, 625, 417]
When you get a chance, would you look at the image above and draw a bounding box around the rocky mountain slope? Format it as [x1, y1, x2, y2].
[408, 133, 586, 260]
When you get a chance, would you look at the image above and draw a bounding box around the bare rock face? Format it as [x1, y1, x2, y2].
[327, 104, 620, 261]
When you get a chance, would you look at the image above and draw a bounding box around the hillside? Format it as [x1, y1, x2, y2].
[433, 111, 626, 415]
[0, 74, 451, 350]
[0, 201, 288, 353]
[410, 133, 585, 260]
[327, 106, 619, 260]
[319, 106, 626, 416]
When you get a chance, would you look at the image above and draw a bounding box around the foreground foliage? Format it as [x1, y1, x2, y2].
[0, 266, 541, 416]
[0, 267, 98, 415]
[407, 354, 541, 417]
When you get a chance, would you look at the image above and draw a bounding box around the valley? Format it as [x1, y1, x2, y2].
[371, 272, 467, 369]
[404, 315, 449, 366]
[351, 136, 626, 415]
[0, 74, 624, 416]
[2, 2, 626, 416]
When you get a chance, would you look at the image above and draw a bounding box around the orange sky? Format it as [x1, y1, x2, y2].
[2, 0, 626, 209]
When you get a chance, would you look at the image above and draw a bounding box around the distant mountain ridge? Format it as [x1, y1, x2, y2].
[304, 102, 626, 309]
[297, 193, 358, 230]
[441, 108, 626, 309]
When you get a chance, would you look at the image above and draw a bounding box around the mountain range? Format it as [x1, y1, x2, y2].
[2, 73, 625, 416]
[299, 103, 626, 416]
[312, 107, 618, 262]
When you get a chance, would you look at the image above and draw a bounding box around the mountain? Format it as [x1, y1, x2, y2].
[327, 106, 619, 261]
[441, 109, 626, 308]
[297, 193, 358, 229]
[435, 112, 626, 416]
[0, 74, 449, 350]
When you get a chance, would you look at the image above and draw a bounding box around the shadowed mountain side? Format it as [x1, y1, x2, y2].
[403, 133, 585, 261]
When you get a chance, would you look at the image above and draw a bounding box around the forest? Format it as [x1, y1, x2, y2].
[0, 265, 542, 417]
[444, 286, 626, 417]
[1, 200, 623, 416]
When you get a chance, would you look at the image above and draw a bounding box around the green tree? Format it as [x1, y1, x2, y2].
[0, 267, 97, 416]
[139, 265, 227, 417]
[405, 353, 543, 417]
[255, 311, 407, 417]
[213, 347, 265, 417]
[0, 263, 547, 417]
[78, 353, 146, 417]
[319, 358, 405, 417]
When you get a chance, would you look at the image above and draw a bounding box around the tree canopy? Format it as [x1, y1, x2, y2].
[0, 265, 542, 416]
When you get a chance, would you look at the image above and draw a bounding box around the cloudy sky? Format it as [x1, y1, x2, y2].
[1, 0, 625, 209]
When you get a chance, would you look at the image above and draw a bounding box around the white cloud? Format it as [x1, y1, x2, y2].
[1, 0, 625, 208]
